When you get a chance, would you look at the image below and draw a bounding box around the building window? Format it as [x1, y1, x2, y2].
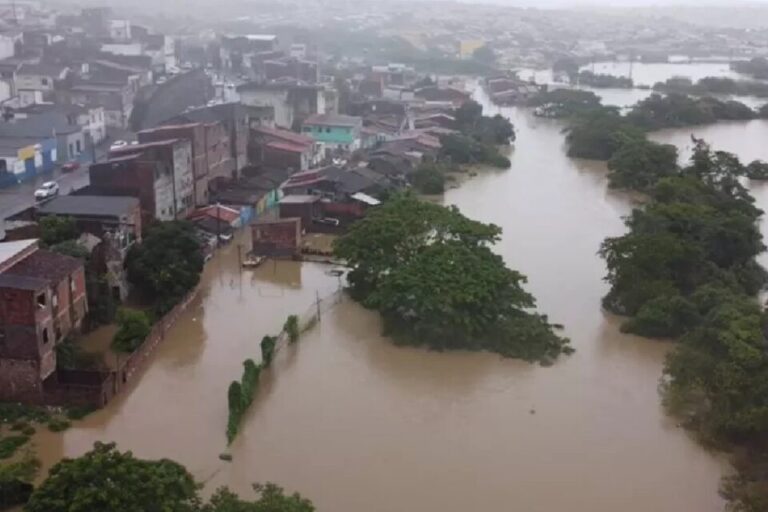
[41, 78, 49, 86]
[42, 328, 49, 344]
[70, 278, 76, 293]
[76, 140, 81, 153]
[325, 127, 331, 133]
[69, 143, 74, 158]
[52, 294, 58, 309]
[55, 326, 62, 341]
[36, 293, 46, 309]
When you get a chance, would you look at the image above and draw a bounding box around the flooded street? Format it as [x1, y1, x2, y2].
[27, 68, 768, 512]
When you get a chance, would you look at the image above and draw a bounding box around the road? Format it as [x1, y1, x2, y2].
[0, 130, 132, 221]
[0, 164, 91, 220]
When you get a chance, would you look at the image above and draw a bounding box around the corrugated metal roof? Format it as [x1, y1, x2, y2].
[0, 239, 37, 268]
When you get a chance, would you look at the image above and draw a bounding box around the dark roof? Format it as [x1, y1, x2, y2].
[193, 216, 234, 235]
[17, 62, 68, 77]
[2, 249, 82, 287]
[236, 80, 321, 93]
[37, 195, 139, 219]
[0, 112, 81, 138]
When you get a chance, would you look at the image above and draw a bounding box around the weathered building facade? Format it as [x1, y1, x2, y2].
[0, 239, 88, 403]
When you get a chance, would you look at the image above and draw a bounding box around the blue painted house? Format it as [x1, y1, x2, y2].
[302, 114, 362, 155]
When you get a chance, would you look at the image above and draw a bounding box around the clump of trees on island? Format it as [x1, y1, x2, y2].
[532, 78, 768, 509]
[20, 442, 314, 512]
[557, 92, 761, 160]
[576, 70, 633, 88]
[654, 76, 768, 98]
[566, 112, 768, 509]
[408, 99, 514, 194]
[732, 56, 768, 80]
[334, 194, 572, 365]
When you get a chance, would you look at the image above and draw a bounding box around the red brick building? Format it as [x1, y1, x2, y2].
[88, 154, 170, 224]
[251, 218, 301, 258]
[138, 121, 237, 206]
[0, 239, 88, 403]
[99, 139, 195, 221]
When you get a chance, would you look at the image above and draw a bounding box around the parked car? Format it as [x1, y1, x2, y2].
[110, 140, 128, 151]
[314, 217, 340, 227]
[61, 161, 80, 173]
[34, 181, 59, 201]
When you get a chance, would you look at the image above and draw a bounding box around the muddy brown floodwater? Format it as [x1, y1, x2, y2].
[31, 82, 768, 511]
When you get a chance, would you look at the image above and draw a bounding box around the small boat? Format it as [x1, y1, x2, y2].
[242, 256, 265, 268]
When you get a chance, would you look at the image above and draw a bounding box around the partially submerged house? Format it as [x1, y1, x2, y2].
[0, 239, 90, 404]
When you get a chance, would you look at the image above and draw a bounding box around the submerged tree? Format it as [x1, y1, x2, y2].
[335, 194, 571, 363]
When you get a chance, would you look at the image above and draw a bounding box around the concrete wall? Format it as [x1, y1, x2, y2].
[240, 89, 292, 128]
[133, 69, 213, 130]
[172, 140, 194, 217]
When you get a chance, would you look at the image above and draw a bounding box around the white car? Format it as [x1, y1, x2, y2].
[34, 181, 59, 200]
[110, 140, 128, 151]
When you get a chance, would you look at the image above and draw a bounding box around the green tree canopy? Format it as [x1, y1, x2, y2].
[25, 442, 199, 512]
[607, 136, 679, 192]
[202, 484, 314, 512]
[599, 142, 766, 337]
[335, 195, 571, 363]
[410, 162, 446, 194]
[23, 443, 314, 512]
[112, 308, 152, 353]
[39, 216, 79, 247]
[126, 221, 204, 314]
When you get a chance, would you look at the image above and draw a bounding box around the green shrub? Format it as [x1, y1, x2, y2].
[0, 404, 50, 424]
[47, 418, 71, 433]
[226, 381, 242, 444]
[240, 360, 261, 410]
[260, 336, 277, 367]
[0, 435, 29, 459]
[284, 315, 300, 343]
[112, 308, 152, 353]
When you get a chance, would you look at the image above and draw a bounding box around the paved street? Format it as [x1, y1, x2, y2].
[0, 164, 91, 220]
[0, 130, 132, 221]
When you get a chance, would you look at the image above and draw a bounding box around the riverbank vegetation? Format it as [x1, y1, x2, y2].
[590, 133, 768, 510]
[437, 100, 513, 168]
[410, 162, 448, 194]
[577, 70, 633, 88]
[126, 221, 204, 315]
[527, 89, 604, 118]
[654, 76, 768, 98]
[21, 442, 314, 511]
[732, 57, 768, 80]
[334, 194, 572, 364]
[565, 93, 758, 160]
